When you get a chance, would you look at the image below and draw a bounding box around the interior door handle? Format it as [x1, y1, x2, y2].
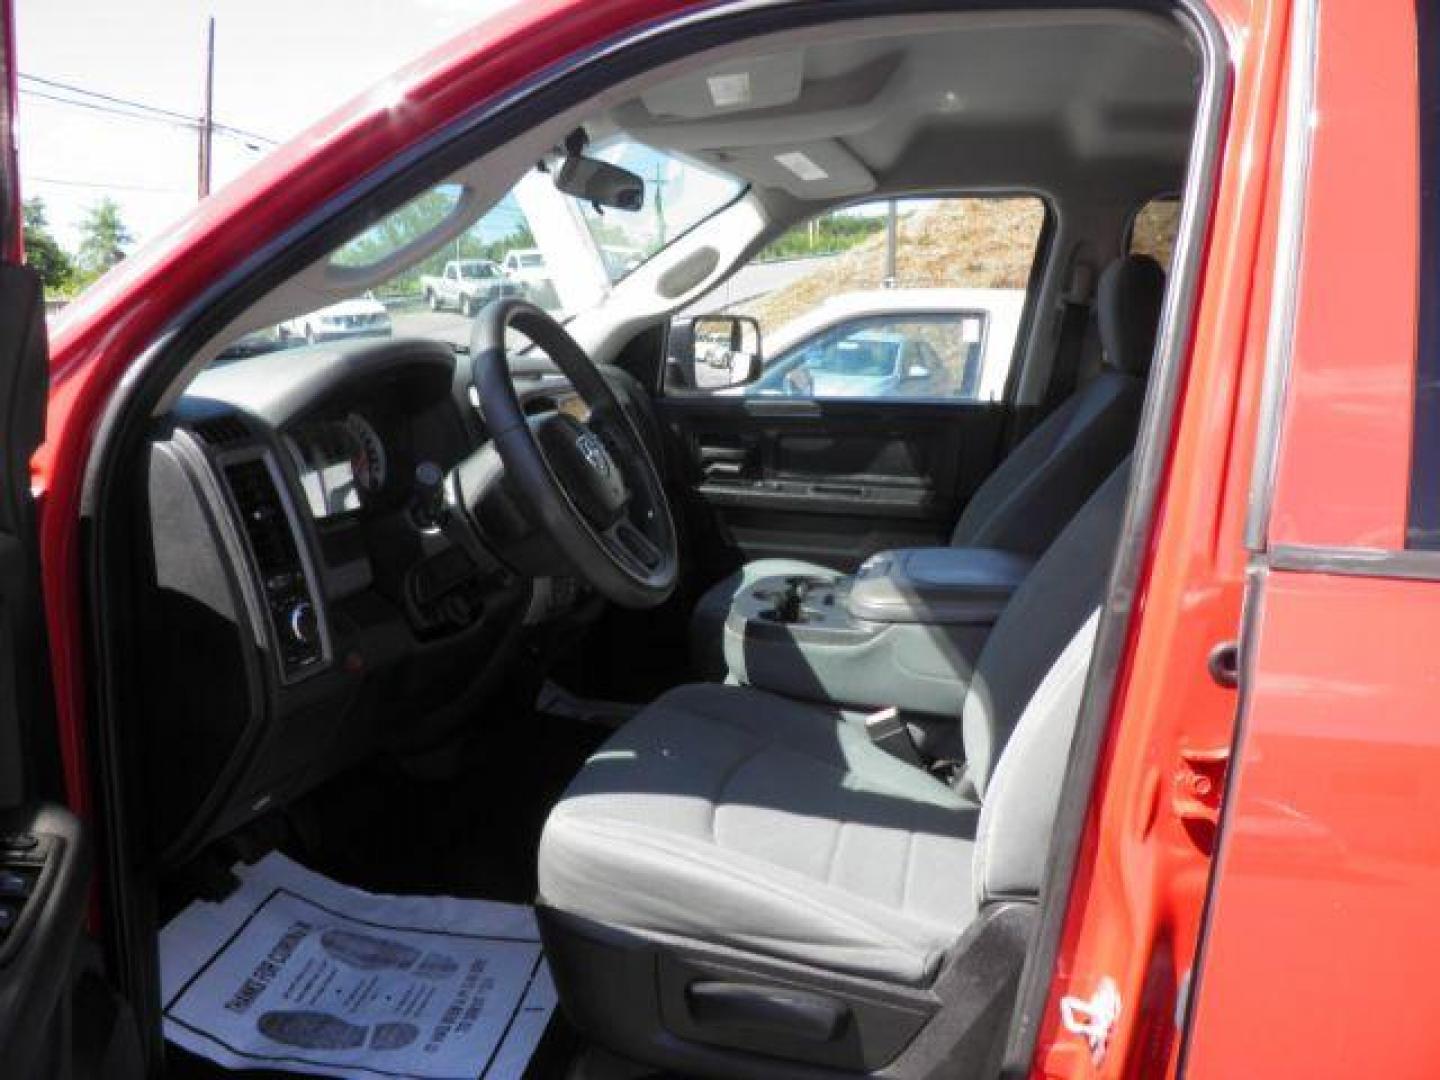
[699, 446, 753, 479]
[699, 447, 748, 464]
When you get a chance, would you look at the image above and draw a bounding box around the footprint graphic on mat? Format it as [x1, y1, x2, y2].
[258, 1010, 419, 1052]
[319, 928, 458, 979]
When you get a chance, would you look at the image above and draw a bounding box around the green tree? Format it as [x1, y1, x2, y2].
[76, 197, 133, 279]
[21, 197, 73, 292]
[758, 212, 884, 261]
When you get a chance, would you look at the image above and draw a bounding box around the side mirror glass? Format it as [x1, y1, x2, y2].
[554, 154, 645, 212]
[677, 316, 764, 389]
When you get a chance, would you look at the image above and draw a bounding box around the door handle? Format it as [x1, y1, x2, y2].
[699, 447, 748, 464]
[698, 446, 754, 480]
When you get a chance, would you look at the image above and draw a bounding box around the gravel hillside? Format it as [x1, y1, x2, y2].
[735, 197, 1045, 333]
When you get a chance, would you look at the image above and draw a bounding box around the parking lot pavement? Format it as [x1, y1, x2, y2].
[392, 308, 473, 349]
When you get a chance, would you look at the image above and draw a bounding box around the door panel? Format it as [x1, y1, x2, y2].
[0, 6, 125, 1076]
[0, 802, 93, 1078]
[1186, 570, 1440, 1075]
[661, 395, 1008, 580]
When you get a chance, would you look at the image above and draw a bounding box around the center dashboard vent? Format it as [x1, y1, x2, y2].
[222, 456, 325, 679]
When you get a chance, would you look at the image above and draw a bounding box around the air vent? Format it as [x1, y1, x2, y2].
[222, 456, 324, 678]
[193, 415, 251, 447]
[225, 459, 296, 575]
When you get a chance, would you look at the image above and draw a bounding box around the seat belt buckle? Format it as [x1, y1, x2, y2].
[863, 708, 925, 768]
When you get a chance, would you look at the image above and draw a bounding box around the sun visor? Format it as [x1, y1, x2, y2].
[640, 54, 803, 118]
[723, 140, 875, 199]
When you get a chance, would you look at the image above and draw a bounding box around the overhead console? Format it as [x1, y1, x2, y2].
[723, 547, 1033, 720]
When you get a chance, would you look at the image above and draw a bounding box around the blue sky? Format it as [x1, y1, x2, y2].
[16, 0, 518, 252]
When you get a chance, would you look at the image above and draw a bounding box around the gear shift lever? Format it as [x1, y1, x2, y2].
[775, 576, 811, 623]
[410, 461, 446, 530]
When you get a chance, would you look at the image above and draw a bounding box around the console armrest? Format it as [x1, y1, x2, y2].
[847, 548, 1033, 625]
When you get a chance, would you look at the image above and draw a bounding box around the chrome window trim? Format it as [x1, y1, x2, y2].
[1267, 543, 1440, 581]
[1244, 0, 1320, 553]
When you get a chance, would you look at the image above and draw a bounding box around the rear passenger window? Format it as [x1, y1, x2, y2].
[673, 196, 1047, 402]
[1128, 197, 1181, 271]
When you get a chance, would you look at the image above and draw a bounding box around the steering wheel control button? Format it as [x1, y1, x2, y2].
[0, 833, 37, 853]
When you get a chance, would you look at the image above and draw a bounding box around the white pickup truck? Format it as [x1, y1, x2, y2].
[691, 288, 1027, 400]
[419, 259, 525, 315]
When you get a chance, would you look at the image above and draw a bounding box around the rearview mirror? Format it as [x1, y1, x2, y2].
[555, 155, 645, 212]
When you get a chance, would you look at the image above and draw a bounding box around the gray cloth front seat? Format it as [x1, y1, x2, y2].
[689, 255, 1163, 678]
[537, 462, 1131, 1075]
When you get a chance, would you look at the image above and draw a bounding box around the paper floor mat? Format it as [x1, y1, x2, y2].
[159, 852, 556, 1079]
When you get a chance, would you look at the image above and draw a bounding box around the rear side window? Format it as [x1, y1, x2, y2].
[671, 195, 1047, 402]
[1128, 197, 1181, 271]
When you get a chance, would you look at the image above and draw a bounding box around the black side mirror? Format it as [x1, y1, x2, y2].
[554, 155, 645, 212]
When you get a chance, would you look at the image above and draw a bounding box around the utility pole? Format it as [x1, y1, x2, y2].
[197, 16, 215, 199]
[884, 198, 897, 287]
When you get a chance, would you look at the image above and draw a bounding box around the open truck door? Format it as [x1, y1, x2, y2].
[0, 4, 132, 1077]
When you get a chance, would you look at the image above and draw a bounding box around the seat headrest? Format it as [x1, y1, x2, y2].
[1097, 254, 1166, 377]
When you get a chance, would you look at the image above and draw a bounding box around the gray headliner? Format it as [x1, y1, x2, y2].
[607, 11, 1197, 224]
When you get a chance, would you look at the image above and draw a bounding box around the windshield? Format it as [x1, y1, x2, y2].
[214, 137, 742, 362]
[577, 139, 743, 283]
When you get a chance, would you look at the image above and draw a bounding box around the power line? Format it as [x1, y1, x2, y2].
[17, 72, 279, 146]
[25, 175, 189, 195]
[19, 88, 196, 130]
[19, 72, 196, 123]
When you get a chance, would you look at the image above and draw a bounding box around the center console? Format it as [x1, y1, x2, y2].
[723, 548, 1033, 718]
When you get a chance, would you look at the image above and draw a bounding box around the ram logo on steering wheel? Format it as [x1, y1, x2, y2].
[575, 431, 613, 478]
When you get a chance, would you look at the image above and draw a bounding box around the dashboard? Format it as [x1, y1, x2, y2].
[287, 413, 388, 520]
[137, 337, 596, 865]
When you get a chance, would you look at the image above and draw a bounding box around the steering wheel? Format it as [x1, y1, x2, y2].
[450, 299, 678, 609]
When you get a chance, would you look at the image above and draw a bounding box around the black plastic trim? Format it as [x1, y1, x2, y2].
[1409, 0, 1440, 548]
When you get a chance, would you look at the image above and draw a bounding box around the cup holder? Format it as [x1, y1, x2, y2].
[753, 575, 838, 625]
